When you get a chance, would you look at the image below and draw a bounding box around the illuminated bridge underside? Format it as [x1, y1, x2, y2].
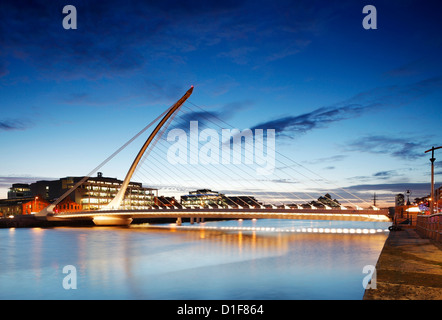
[49, 208, 390, 223]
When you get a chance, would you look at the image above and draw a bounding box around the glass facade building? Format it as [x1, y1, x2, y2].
[5, 173, 158, 211]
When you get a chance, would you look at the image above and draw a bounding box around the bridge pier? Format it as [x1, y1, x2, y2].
[190, 217, 204, 224]
[176, 217, 182, 226]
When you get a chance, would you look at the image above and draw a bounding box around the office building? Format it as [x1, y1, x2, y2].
[4, 172, 158, 211]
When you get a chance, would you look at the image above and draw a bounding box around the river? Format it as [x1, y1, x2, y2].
[0, 218, 390, 300]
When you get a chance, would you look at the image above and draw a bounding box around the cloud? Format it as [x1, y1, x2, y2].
[304, 155, 347, 165]
[384, 52, 442, 78]
[0, 119, 32, 131]
[344, 182, 430, 195]
[250, 100, 374, 138]
[250, 77, 442, 138]
[0, 0, 247, 80]
[345, 135, 428, 161]
[169, 99, 254, 131]
[0, 0, 330, 81]
[0, 175, 54, 189]
[372, 170, 398, 179]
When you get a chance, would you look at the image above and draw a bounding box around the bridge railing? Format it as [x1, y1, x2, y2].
[416, 213, 442, 242]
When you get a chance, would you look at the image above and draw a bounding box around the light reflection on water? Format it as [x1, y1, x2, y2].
[0, 219, 390, 300]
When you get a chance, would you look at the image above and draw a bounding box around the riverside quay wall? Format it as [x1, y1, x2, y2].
[364, 225, 442, 300]
[416, 213, 442, 242]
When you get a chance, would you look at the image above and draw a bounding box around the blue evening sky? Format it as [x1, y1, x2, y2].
[1, 0, 441, 207]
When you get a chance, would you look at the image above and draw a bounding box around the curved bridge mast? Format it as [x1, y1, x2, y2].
[105, 86, 194, 210]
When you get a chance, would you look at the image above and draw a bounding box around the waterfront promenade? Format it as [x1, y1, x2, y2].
[364, 228, 442, 300]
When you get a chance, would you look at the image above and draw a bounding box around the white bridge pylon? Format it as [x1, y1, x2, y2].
[36, 86, 194, 219]
[104, 86, 194, 210]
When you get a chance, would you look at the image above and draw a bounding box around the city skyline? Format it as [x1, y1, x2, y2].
[1, 0, 441, 207]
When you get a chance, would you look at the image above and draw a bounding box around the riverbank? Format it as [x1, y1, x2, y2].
[363, 228, 442, 300]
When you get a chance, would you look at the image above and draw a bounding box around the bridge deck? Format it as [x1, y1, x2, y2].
[49, 207, 391, 222]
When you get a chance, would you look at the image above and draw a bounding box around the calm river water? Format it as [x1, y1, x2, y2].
[0, 219, 391, 300]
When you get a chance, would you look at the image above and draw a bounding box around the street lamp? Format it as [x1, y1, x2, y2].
[425, 146, 442, 215]
[405, 189, 411, 205]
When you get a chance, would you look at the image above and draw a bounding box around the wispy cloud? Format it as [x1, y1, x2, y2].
[0, 175, 54, 189]
[372, 170, 399, 179]
[251, 77, 442, 138]
[0, 0, 331, 81]
[0, 119, 32, 131]
[303, 155, 347, 165]
[0, 0, 246, 80]
[344, 135, 429, 161]
[170, 100, 254, 131]
[344, 182, 430, 195]
[384, 51, 442, 78]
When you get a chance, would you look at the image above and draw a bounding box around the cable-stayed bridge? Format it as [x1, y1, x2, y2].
[36, 86, 390, 226]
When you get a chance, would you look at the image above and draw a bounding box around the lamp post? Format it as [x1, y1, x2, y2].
[405, 189, 411, 205]
[425, 146, 442, 215]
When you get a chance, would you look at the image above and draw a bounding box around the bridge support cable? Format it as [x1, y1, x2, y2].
[149, 104, 284, 208]
[132, 102, 316, 209]
[134, 102, 332, 209]
[131, 117, 251, 210]
[177, 105, 298, 207]
[185, 100, 372, 209]
[181, 101, 341, 206]
[179, 101, 318, 206]
[128, 103, 233, 209]
[128, 104, 265, 209]
[178, 102, 344, 207]
[36, 100, 175, 216]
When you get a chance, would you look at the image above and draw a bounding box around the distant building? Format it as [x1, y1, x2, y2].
[180, 189, 262, 208]
[395, 193, 405, 207]
[308, 193, 341, 208]
[66, 173, 157, 210]
[0, 196, 50, 217]
[155, 196, 179, 207]
[223, 196, 261, 208]
[181, 189, 224, 208]
[53, 197, 82, 213]
[4, 172, 158, 212]
[8, 183, 32, 199]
